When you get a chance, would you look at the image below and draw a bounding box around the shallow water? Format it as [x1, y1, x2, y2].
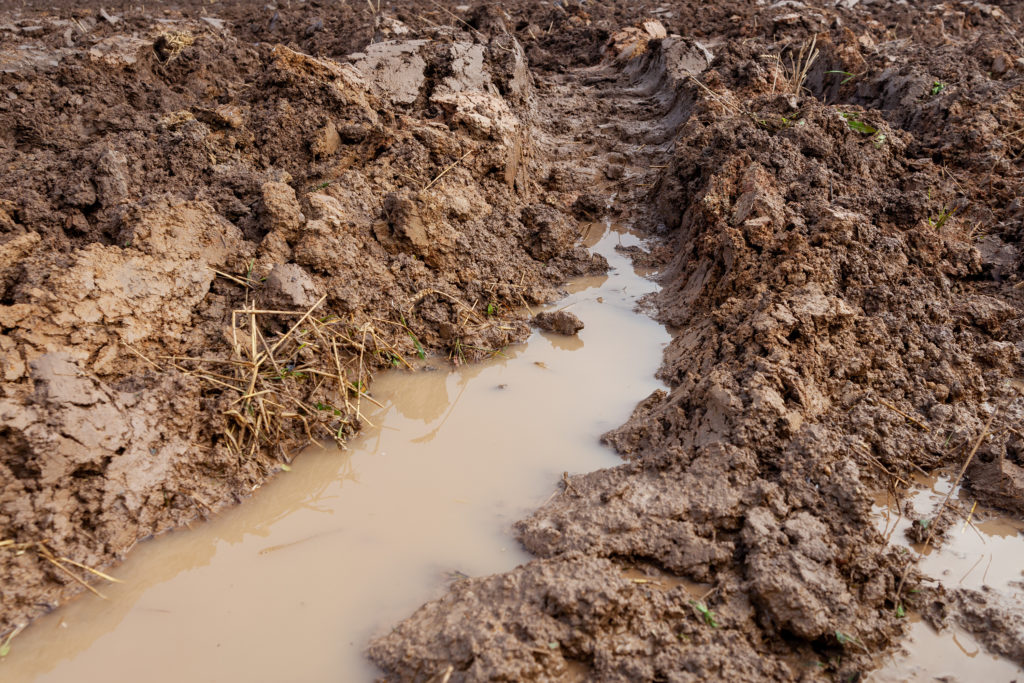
[870, 473, 1024, 681]
[2, 225, 671, 682]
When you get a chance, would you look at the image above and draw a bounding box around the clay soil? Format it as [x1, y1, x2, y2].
[2, 0, 1024, 680]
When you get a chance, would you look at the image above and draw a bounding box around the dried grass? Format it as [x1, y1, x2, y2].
[165, 296, 405, 463]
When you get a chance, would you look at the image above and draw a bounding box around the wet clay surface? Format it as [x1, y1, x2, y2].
[1, 226, 669, 682]
[369, 2, 1024, 682]
[3, 0, 1024, 680]
[1, 0, 605, 640]
[871, 474, 1024, 680]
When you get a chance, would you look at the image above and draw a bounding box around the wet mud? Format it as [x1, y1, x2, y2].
[2, 225, 669, 682]
[2, 0, 1024, 680]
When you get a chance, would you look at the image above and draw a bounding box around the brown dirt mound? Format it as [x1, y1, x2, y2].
[369, 1, 1024, 681]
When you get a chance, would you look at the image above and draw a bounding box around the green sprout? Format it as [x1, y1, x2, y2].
[930, 81, 946, 96]
[827, 69, 857, 85]
[839, 112, 877, 135]
[928, 206, 958, 230]
[689, 600, 719, 628]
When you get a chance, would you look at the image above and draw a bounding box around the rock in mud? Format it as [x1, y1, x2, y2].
[533, 310, 584, 335]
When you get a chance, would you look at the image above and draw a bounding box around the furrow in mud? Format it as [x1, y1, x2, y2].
[368, 7, 1024, 683]
[1, 1, 1024, 681]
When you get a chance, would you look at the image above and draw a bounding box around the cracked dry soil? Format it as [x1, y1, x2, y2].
[2, 0, 1024, 680]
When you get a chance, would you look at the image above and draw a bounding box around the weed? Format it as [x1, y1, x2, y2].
[315, 402, 344, 416]
[826, 69, 858, 85]
[450, 338, 467, 365]
[930, 81, 947, 96]
[398, 315, 427, 360]
[835, 630, 868, 653]
[310, 180, 334, 192]
[785, 35, 819, 95]
[486, 301, 498, 317]
[895, 604, 906, 618]
[839, 112, 877, 135]
[689, 600, 719, 628]
[0, 625, 23, 658]
[275, 365, 307, 380]
[928, 205, 958, 230]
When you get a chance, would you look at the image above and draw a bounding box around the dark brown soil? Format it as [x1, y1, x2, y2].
[3, 0, 1024, 680]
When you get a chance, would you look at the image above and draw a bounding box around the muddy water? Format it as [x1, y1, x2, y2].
[2, 225, 670, 682]
[870, 474, 1024, 681]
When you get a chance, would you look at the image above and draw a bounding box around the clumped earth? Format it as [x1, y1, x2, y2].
[2, 0, 1024, 680]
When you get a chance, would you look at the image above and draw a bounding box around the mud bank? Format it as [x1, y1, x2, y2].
[369, 2, 1024, 681]
[2, 0, 1024, 680]
[2, 224, 669, 682]
[1, 1, 604, 639]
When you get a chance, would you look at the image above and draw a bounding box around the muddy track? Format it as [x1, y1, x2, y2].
[2, 1, 1024, 680]
[369, 9, 1024, 683]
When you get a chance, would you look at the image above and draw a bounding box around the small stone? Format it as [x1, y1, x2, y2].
[213, 104, 244, 128]
[605, 164, 625, 180]
[533, 310, 584, 335]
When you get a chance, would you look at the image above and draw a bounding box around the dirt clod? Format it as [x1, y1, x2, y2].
[533, 310, 584, 336]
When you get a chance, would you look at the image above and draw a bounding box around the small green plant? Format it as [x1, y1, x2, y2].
[839, 112, 877, 135]
[309, 180, 333, 192]
[835, 630, 868, 652]
[827, 70, 857, 85]
[895, 604, 906, 618]
[689, 600, 719, 628]
[410, 334, 426, 359]
[930, 81, 946, 96]
[399, 315, 427, 359]
[275, 366, 306, 380]
[314, 402, 344, 416]
[451, 338, 467, 365]
[0, 625, 24, 658]
[486, 301, 498, 317]
[928, 205, 958, 230]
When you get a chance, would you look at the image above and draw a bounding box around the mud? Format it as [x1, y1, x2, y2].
[0, 0, 609, 640]
[872, 474, 1024, 680]
[2, 224, 669, 682]
[371, 2, 1024, 681]
[2, 0, 1024, 680]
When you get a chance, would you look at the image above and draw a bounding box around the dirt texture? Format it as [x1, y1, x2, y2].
[369, 1, 1024, 681]
[2, 0, 1024, 680]
[533, 310, 584, 335]
[0, 0, 606, 637]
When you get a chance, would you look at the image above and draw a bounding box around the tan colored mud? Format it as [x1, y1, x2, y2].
[1, 226, 669, 682]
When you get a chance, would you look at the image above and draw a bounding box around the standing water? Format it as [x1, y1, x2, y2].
[2, 224, 671, 682]
[870, 474, 1024, 681]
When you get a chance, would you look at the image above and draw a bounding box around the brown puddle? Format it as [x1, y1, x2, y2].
[2, 224, 670, 682]
[869, 474, 1024, 681]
